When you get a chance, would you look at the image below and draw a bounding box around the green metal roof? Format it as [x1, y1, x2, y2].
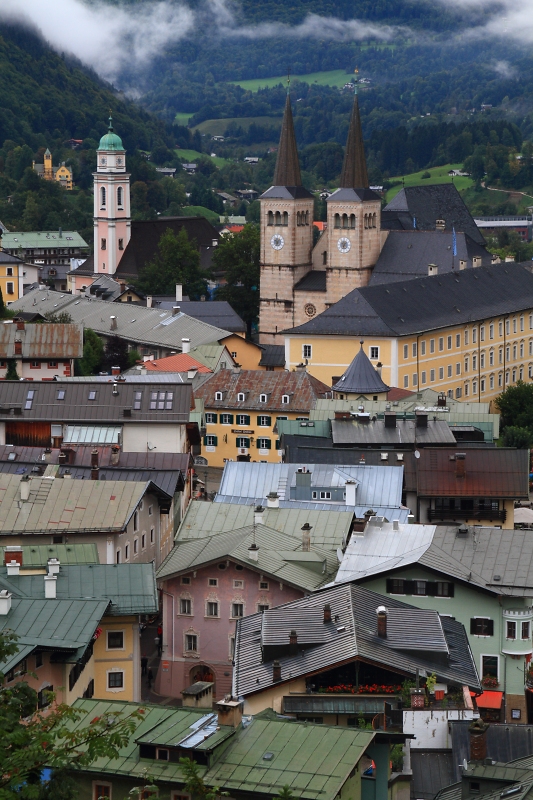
[276, 419, 331, 438]
[68, 699, 375, 800]
[1, 231, 89, 249]
[177, 500, 353, 552]
[158, 524, 337, 589]
[190, 343, 226, 370]
[98, 118, 124, 152]
[0, 563, 158, 616]
[10, 543, 99, 567]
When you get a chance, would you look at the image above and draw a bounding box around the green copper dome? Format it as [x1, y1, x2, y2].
[97, 116, 124, 151]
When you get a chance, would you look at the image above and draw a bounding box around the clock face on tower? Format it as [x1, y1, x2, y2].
[117, 157, 123, 165]
[271, 234, 285, 251]
[100, 157, 107, 166]
[337, 237, 351, 253]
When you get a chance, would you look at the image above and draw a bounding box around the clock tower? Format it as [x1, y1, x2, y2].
[325, 80, 381, 305]
[259, 89, 314, 344]
[93, 117, 131, 275]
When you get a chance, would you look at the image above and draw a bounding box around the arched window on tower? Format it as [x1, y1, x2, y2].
[364, 214, 368, 229]
[372, 213, 377, 228]
[268, 211, 274, 226]
[100, 187, 106, 207]
[296, 212, 301, 226]
[342, 214, 348, 229]
[283, 212, 288, 226]
[117, 187, 123, 208]
[334, 214, 340, 229]
[275, 211, 281, 225]
[350, 214, 356, 229]
[305, 210, 309, 225]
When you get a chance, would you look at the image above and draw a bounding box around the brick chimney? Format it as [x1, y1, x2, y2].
[469, 719, 489, 762]
[110, 445, 120, 466]
[4, 545, 22, 566]
[384, 412, 397, 428]
[111, 365, 120, 376]
[91, 448, 99, 480]
[273, 660, 282, 682]
[215, 696, 243, 728]
[14, 340, 22, 356]
[16, 320, 25, 331]
[377, 606, 387, 638]
[455, 453, 466, 478]
[289, 630, 298, 655]
[323, 604, 332, 623]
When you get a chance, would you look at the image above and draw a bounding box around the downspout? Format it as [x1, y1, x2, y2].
[478, 323, 481, 403]
[160, 588, 175, 661]
[416, 334, 420, 389]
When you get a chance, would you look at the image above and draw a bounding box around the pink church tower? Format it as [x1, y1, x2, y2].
[93, 117, 131, 274]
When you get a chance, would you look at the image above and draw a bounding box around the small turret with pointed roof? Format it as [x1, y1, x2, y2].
[332, 340, 390, 398]
[340, 71, 369, 190]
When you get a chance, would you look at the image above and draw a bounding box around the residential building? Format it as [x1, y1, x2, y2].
[0, 247, 39, 302]
[474, 215, 532, 242]
[11, 289, 232, 360]
[0, 553, 157, 702]
[232, 583, 480, 718]
[0, 229, 89, 292]
[0, 320, 83, 380]
[193, 366, 330, 467]
[283, 263, 533, 402]
[64, 697, 395, 800]
[33, 148, 74, 189]
[333, 517, 533, 721]
[156, 519, 338, 699]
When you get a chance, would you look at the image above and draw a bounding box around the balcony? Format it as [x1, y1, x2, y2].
[428, 507, 506, 523]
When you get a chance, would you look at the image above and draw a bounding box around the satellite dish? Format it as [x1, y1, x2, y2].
[414, 450, 420, 459]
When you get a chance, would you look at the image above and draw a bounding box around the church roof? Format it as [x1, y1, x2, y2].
[339, 93, 369, 189]
[332, 341, 390, 394]
[273, 93, 302, 187]
[98, 117, 124, 152]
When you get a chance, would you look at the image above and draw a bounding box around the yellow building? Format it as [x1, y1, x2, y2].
[284, 263, 533, 404]
[221, 334, 285, 371]
[193, 366, 330, 467]
[0, 249, 39, 303]
[33, 148, 74, 190]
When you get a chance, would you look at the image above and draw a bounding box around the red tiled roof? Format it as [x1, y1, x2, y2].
[194, 369, 330, 413]
[313, 221, 326, 231]
[140, 354, 212, 373]
[227, 225, 244, 233]
[416, 448, 529, 499]
[387, 387, 414, 401]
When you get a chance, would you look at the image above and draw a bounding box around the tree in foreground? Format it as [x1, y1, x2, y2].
[178, 757, 227, 800]
[211, 224, 260, 338]
[76, 328, 104, 376]
[136, 227, 208, 299]
[495, 381, 533, 433]
[0, 631, 144, 800]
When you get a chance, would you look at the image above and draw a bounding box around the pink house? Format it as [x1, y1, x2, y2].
[156, 516, 337, 700]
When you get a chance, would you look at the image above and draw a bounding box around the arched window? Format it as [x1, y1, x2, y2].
[117, 187, 123, 207]
[275, 211, 281, 225]
[305, 210, 309, 225]
[100, 187, 106, 207]
[283, 211, 288, 226]
[296, 212, 301, 226]
[342, 213, 348, 229]
[350, 214, 356, 229]
[372, 213, 377, 228]
[334, 214, 340, 229]
[268, 211, 274, 226]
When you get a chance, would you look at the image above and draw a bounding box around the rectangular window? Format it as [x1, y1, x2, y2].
[257, 415, 271, 426]
[118, 239, 124, 250]
[107, 631, 124, 650]
[412, 342, 417, 357]
[421, 371, 426, 384]
[48, 360, 58, 368]
[430, 339, 435, 354]
[403, 344, 408, 359]
[221, 413, 233, 424]
[205, 412, 217, 424]
[447, 365, 452, 377]
[490, 375, 494, 390]
[456, 387, 462, 398]
[412, 373, 418, 386]
[259, 580, 269, 589]
[456, 363, 461, 375]
[101, 238, 106, 250]
[438, 337, 444, 352]
[179, 598, 190, 615]
[94, 784, 111, 800]
[303, 345, 312, 359]
[489, 324, 494, 340]
[320, 491, 331, 499]
[6, 282, 14, 295]
[499, 348, 504, 364]
[480, 353, 485, 368]
[232, 603, 244, 618]
[258, 604, 270, 613]
[464, 330, 469, 346]
[439, 367, 444, 380]
[506, 320, 510, 335]
[514, 318, 517, 333]
[141, 533, 146, 549]
[447, 335, 452, 349]
[480, 378, 485, 392]
[233, 580, 244, 589]
[133, 391, 142, 410]
[472, 328, 477, 344]
[368, 346, 379, 359]
[470, 618, 494, 636]
[257, 438, 271, 449]
[151, 528, 154, 543]
[430, 369, 435, 382]
[208, 578, 218, 587]
[522, 621, 530, 640]
[205, 435, 217, 447]
[25, 389, 35, 410]
[403, 375, 409, 388]
[421, 341, 426, 356]
[108, 671, 124, 689]
[186, 635, 198, 652]
[35, 651, 43, 669]
[507, 621, 516, 639]
[472, 354, 477, 370]
[387, 578, 405, 594]
[456, 333, 461, 347]
[481, 655, 498, 680]
[30, 360, 40, 369]
[149, 391, 173, 410]
[206, 602, 218, 617]
[181, 576, 191, 585]
[489, 351, 494, 366]
[480, 326, 485, 342]
[236, 414, 250, 426]
[236, 437, 250, 448]
[88, 390, 97, 401]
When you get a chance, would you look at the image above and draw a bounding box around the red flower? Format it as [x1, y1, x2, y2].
[90, 717, 100, 724]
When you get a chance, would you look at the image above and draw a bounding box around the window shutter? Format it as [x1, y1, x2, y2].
[470, 619, 477, 634]
[404, 580, 415, 595]
[275, 439, 280, 449]
[243, 438, 250, 448]
[212, 435, 218, 446]
[203, 436, 208, 445]
[425, 582, 437, 597]
[211, 413, 218, 423]
[386, 579, 393, 593]
[264, 439, 271, 449]
[486, 619, 494, 636]
[244, 414, 250, 425]
[265, 415, 271, 426]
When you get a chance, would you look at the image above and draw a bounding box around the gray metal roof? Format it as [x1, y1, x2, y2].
[332, 343, 390, 394]
[214, 495, 412, 521]
[411, 751, 455, 800]
[217, 461, 403, 510]
[233, 583, 481, 697]
[0, 322, 83, 359]
[10, 288, 230, 351]
[451, 722, 533, 783]
[330, 417, 456, 446]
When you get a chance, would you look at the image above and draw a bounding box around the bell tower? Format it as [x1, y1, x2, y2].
[325, 75, 381, 305]
[93, 117, 131, 275]
[259, 84, 314, 344]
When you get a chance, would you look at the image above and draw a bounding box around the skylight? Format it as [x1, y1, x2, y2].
[25, 390, 35, 410]
[88, 390, 97, 401]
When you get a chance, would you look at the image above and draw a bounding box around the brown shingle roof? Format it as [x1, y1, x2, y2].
[416, 447, 529, 498]
[0, 323, 83, 359]
[193, 369, 330, 413]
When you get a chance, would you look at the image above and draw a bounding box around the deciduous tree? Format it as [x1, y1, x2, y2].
[212, 224, 260, 337]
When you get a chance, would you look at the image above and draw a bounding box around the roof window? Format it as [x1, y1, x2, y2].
[259, 393, 267, 403]
[88, 390, 97, 401]
[237, 392, 245, 402]
[133, 391, 142, 410]
[24, 390, 35, 410]
[281, 394, 290, 404]
[57, 390, 65, 401]
[215, 391, 223, 401]
[150, 391, 173, 410]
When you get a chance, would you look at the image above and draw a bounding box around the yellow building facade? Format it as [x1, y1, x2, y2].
[93, 614, 141, 702]
[0, 256, 38, 303]
[33, 148, 73, 190]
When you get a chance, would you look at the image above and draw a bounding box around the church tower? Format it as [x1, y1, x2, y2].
[43, 148, 53, 181]
[325, 77, 382, 305]
[93, 117, 131, 275]
[258, 88, 314, 344]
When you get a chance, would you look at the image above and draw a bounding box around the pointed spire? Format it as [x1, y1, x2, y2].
[332, 340, 389, 395]
[108, 113, 114, 132]
[273, 89, 302, 187]
[339, 70, 369, 190]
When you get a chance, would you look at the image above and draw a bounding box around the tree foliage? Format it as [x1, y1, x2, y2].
[495, 381, 533, 431]
[500, 425, 533, 449]
[76, 329, 104, 376]
[44, 311, 73, 324]
[136, 227, 208, 299]
[102, 335, 130, 375]
[212, 224, 260, 337]
[178, 757, 227, 800]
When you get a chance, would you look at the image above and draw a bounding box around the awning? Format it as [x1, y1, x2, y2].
[471, 691, 503, 709]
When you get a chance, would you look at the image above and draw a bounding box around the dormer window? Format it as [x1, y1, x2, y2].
[237, 392, 245, 402]
[260, 394, 267, 402]
[281, 394, 290, 404]
[215, 391, 223, 401]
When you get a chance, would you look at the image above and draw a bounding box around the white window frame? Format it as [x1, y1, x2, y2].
[369, 346, 379, 360]
[303, 344, 312, 359]
[215, 391, 223, 401]
[237, 392, 245, 402]
[480, 653, 499, 681]
[106, 669, 125, 693]
[179, 597, 192, 615]
[184, 631, 198, 654]
[259, 394, 267, 403]
[281, 395, 290, 404]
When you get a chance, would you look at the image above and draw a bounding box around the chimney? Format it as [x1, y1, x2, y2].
[58, 452, 67, 466]
[43, 448, 52, 464]
[248, 542, 259, 561]
[254, 505, 264, 525]
[435, 219, 445, 231]
[295, 362, 307, 373]
[428, 263, 438, 276]
[187, 369, 197, 379]
[295, 468, 312, 488]
[376, 606, 387, 638]
[289, 630, 298, 655]
[266, 491, 279, 509]
[215, 696, 243, 728]
[16, 320, 25, 331]
[176, 284, 183, 302]
[119, 282, 126, 293]
[376, 362, 382, 377]
[182, 338, 191, 354]
[301, 523, 312, 551]
[110, 445, 120, 466]
[44, 574, 57, 599]
[455, 453, 466, 478]
[505, 256, 515, 263]
[437, 392, 447, 407]
[415, 411, 428, 428]
[232, 364, 241, 375]
[459, 259, 467, 270]
[111, 365, 120, 376]
[323, 603, 332, 623]
[14, 340, 22, 356]
[20, 475, 30, 502]
[392, 519, 400, 531]
[47, 558, 60, 575]
[110, 315, 117, 330]
[6, 560, 19, 576]
[0, 590, 12, 615]
[146, 296, 153, 308]
[384, 412, 397, 428]
[273, 660, 282, 683]
[172, 306, 180, 316]
[345, 480, 357, 506]
[473, 256, 482, 268]
[469, 719, 489, 762]
[91, 449, 99, 469]
[491, 253, 501, 264]
[4, 545, 22, 566]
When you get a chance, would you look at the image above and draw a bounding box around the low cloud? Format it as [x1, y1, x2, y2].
[225, 14, 401, 42]
[436, 0, 533, 45]
[491, 59, 518, 79]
